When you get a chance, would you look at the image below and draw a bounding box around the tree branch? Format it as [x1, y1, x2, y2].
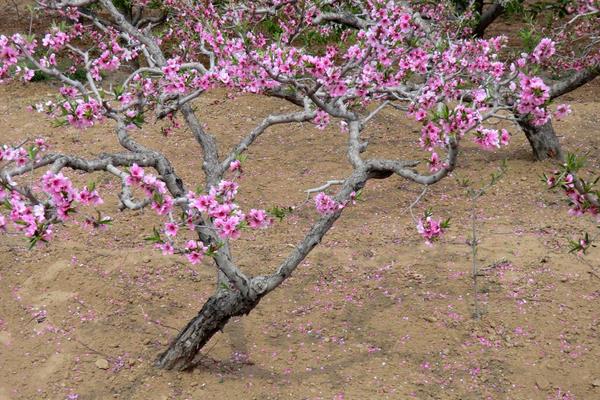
[550, 66, 600, 100]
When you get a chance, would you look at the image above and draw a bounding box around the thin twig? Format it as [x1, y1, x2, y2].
[305, 179, 345, 200]
[406, 185, 428, 223]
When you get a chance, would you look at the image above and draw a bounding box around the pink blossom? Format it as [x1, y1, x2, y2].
[555, 104, 571, 120]
[126, 163, 144, 185]
[77, 188, 103, 206]
[164, 222, 178, 237]
[185, 240, 208, 264]
[531, 38, 556, 63]
[190, 193, 217, 213]
[157, 242, 174, 255]
[429, 152, 444, 172]
[247, 209, 271, 229]
[314, 192, 341, 215]
[151, 195, 174, 215]
[186, 251, 204, 264]
[500, 129, 510, 146]
[313, 110, 330, 130]
[416, 214, 446, 246]
[215, 180, 238, 201]
[229, 160, 242, 173]
[473, 128, 500, 150]
[214, 215, 242, 240]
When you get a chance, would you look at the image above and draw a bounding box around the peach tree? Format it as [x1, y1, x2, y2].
[0, 0, 590, 370]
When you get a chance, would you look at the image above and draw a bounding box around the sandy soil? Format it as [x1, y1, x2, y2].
[1, 3, 600, 399]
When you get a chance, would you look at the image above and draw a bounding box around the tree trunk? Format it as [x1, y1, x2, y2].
[518, 119, 563, 161]
[473, 2, 505, 38]
[155, 289, 261, 370]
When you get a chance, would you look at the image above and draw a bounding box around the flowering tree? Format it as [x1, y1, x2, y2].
[467, 0, 599, 160]
[0, 0, 584, 370]
[304, 0, 599, 160]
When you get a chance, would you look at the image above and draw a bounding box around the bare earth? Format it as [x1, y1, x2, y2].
[1, 6, 600, 399]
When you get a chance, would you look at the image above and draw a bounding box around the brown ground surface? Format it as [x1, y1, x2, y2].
[1, 3, 600, 400]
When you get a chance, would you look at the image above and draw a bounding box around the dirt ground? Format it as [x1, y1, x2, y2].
[1, 3, 600, 400]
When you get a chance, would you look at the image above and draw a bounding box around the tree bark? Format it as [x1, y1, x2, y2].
[155, 289, 261, 370]
[473, 2, 505, 38]
[518, 119, 562, 161]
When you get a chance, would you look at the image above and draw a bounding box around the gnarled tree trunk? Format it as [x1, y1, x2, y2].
[518, 119, 563, 161]
[155, 170, 372, 371]
[155, 289, 261, 370]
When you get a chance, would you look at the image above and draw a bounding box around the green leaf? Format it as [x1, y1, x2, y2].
[235, 154, 248, 163]
[51, 117, 68, 127]
[152, 191, 163, 205]
[144, 227, 162, 243]
[128, 113, 145, 129]
[27, 145, 39, 161]
[267, 205, 293, 221]
[353, 189, 364, 202]
[113, 84, 125, 99]
[564, 153, 586, 173]
[441, 218, 451, 229]
[28, 235, 40, 250]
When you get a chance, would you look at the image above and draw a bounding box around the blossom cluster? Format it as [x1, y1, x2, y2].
[546, 171, 599, 220]
[545, 154, 600, 254]
[515, 76, 551, 126]
[0, 0, 595, 254]
[125, 163, 273, 264]
[314, 192, 344, 216]
[416, 212, 450, 246]
[1, 166, 103, 246]
[472, 128, 510, 150]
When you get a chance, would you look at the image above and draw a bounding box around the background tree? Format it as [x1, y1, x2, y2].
[464, 0, 599, 160]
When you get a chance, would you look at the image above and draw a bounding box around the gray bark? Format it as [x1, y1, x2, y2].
[153, 141, 460, 371]
[518, 119, 563, 161]
[11, 0, 472, 372]
[155, 289, 261, 371]
[550, 67, 599, 100]
[473, 2, 505, 38]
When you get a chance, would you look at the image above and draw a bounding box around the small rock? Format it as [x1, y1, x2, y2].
[140, 292, 152, 301]
[592, 379, 600, 388]
[535, 377, 550, 390]
[423, 316, 437, 323]
[95, 358, 110, 370]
